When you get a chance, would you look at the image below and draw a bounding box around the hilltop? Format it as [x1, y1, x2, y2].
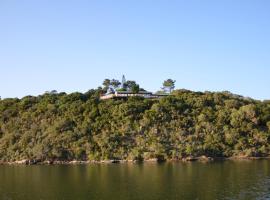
[0, 88, 270, 163]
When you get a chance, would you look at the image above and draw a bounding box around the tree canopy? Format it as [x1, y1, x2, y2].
[162, 79, 176, 93]
[102, 78, 141, 93]
[0, 88, 269, 162]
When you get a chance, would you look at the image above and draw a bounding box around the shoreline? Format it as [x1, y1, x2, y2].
[1, 156, 270, 165]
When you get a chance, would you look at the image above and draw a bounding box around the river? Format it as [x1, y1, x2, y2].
[0, 160, 270, 200]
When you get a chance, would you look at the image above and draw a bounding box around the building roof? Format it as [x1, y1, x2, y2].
[116, 90, 152, 94]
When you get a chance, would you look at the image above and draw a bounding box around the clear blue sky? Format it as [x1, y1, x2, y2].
[0, 0, 270, 100]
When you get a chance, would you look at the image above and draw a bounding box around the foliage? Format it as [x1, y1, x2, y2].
[110, 79, 121, 90]
[0, 89, 269, 162]
[162, 79, 176, 93]
[102, 79, 111, 90]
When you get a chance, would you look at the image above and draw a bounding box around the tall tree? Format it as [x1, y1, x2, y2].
[110, 79, 121, 89]
[125, 81, 137, 91]
[102, 79, 111, 89]
[162, 79, 176, 93]
[131, 84, 140, 93]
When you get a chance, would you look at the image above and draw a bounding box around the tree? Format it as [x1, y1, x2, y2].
[131, 84, 140, 93]
[102, 79, 111, 90]
[125, 81, 137, 91]
[110, 79, 121, 90]
[266, 121, 270, 131]
[162, 79, 176, 93]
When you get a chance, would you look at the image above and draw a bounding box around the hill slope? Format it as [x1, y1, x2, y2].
[0, 89, 270, 162]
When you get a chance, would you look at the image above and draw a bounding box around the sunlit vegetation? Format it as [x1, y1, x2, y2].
[0, 88, 270, 162]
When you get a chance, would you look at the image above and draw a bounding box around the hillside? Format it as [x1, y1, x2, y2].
[0, 89, 270, 163]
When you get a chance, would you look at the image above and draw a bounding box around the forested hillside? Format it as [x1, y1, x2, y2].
[0, 89, 270, 162]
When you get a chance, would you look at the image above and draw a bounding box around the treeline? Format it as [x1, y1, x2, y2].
[0, 89, 270, 162]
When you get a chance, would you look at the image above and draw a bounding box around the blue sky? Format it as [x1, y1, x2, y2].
[0, 0, 270, 100]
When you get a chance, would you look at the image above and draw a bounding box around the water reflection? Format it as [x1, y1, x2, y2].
[0, 160, 270, 200]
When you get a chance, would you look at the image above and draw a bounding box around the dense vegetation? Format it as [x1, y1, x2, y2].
[0, 89, 270, 162]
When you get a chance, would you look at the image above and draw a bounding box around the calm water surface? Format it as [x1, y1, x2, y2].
[0, 160, 270, 200]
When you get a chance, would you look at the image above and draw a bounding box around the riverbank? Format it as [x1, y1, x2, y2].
[1, 156, 270, 165]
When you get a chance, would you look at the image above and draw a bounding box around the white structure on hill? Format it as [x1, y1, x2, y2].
[100, 75, 168, 100]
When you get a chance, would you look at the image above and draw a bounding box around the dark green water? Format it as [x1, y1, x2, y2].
[0, 161, 270, 200]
